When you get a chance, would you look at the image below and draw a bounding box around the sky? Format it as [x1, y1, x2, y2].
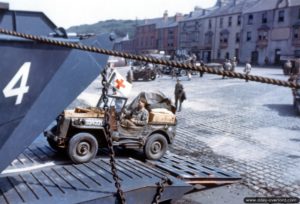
[3, 0, 217, 28]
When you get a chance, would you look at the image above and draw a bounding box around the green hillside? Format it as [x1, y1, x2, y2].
[67, 19, 142, 38]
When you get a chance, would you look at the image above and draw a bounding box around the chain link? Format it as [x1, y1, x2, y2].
[101, 68, 126, 204]
[0, 28, 299, 89]
[152, 177, 172, 204]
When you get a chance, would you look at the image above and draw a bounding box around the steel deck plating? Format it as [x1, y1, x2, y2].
[0, 139, 240, 204]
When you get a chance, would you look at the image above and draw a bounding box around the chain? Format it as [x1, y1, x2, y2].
[101, 68, 126, 204]
[0, 28, 299, 89]
[1, 28, 299, 203]
[152, 177, 172, 204]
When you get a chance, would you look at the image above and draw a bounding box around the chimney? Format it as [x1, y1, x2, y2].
[216, 0, 223, 8]
[194, 6, 201, 11]
[0, 2, 9, 10]
[175, 13, 183, 22]
[233, 0, 237, 6]
[163, 10, 168, 22]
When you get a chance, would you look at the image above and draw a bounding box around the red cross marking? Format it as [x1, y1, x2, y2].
[115, 79, 125, 89]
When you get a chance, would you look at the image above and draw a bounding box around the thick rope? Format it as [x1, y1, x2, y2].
[0, 28, 299, 89]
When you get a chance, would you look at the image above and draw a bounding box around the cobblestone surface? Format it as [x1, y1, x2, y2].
[123, 66, 300, 198]
[79, 66, 300, 198]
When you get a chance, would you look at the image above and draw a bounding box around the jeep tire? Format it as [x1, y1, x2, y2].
[68, 133, 98, 164]
[144, 133, 168, 160]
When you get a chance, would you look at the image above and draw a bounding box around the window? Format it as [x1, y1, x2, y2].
[248, 14, 253, 25]
[247, 32, 252, 41]
[258, 31, 268, 41]
[209, 19, 212, 29]
[278, 10, 285, 22]
[237, 15, 241, 26]
[205, 32, 213, 45]
[262, 13, 267, 24]
[217, 50, 221, 58]
[236, 32, 240, 43]
[220, 32, 229, 45]
[294, 27, 300, 39]
[298, 8, 300, 19]
[220, 18, 223, 28]
[228, 16, 232, 27]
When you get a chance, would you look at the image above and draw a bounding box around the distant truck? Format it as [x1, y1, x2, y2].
[44, 92, 177, 164]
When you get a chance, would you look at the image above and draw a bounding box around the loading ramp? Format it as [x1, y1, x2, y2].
[0, 138, 240, 204]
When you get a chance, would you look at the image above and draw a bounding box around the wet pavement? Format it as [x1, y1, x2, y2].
[76, 65, 300, 202]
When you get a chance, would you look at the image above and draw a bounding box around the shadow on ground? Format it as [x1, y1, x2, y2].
[264, 104, 299, 117]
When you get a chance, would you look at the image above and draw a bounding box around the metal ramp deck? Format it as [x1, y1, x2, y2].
[0, 139, 241, 204]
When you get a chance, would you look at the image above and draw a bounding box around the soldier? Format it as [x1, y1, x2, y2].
[283, 59, 292, 75]
[244, 61, 252, 82]
[187, 71, 192, 81]
[191, 53, 197, 65]
[264, 56, 269, 66]
[292, 57, 300, 75]
[126, 67, 133, 83]
[171, 68, 176, 79]
[222, 59, 232, 79]
[174, 79, 184, 111]
[230, 57, 237, 72]
[121, 98, 149, 128]
[178, 89, 186, 112]
[199, 60, 205, 77]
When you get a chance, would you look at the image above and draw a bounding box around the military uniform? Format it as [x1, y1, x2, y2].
[283, 60, 292, 75]
[174, 81, 184, 111]
[126, 69, 133, 83]
[244, 62, 252, 82]
[292, 58, 300, 75]
[121, 107, 149, 128]
[231, 57, 237, 72]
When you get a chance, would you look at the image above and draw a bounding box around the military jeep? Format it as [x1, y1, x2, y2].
[44, 92, 176, 164]
[131, 63, 156, 81]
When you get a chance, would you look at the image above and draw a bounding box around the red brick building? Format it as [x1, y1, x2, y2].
[133, 11, 183, 55]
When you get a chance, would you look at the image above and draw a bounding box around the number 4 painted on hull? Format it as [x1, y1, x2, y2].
[3, 62, 31, 105]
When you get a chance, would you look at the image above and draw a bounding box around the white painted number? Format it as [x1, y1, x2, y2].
[3, 62, 31, 105]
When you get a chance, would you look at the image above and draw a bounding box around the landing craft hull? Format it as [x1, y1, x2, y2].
[0, 34, 112, 173]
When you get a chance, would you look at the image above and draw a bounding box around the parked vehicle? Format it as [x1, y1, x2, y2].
[205, 63, 223, 70]
[44, 92, 176, 163]
[132, 64, 157, 81]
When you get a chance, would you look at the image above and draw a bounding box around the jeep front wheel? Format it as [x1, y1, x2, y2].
[144, 134, 168, 160]
[68, 133, 98, 164]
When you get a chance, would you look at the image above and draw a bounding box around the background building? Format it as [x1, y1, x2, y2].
[115, 0, 300, 65]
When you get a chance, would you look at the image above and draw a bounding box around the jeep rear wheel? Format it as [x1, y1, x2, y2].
[68, 133, 98, 164]
[144, 134, 168, 160]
